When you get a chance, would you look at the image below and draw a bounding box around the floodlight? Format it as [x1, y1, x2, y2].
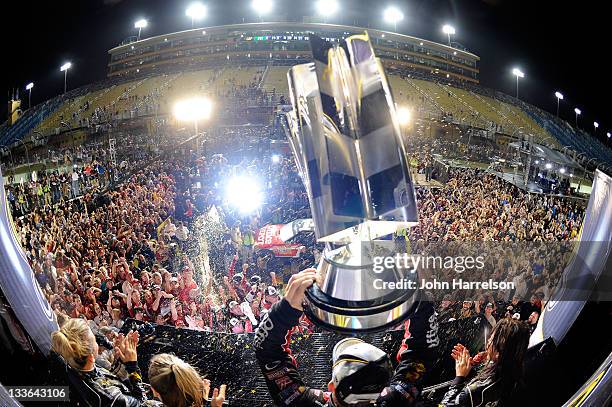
[173, 97, 213, 122]
[272, 154, 280, 163]
[60, 62, 72, 72]
[225, 176, 263, 213]
[317, 0, 339, 16]
[26, 82, 34, 90]
[545, 163, 552, 169]
[397, 107, 411, 126]
[384, 6, 404, 25]
[574, 108, 581, 115]
[607, 132, 611, 138]
[512, 68, 524, 78]
[186, 3, 207, 20]
[442, 24, 455, 35]
[594, 121, 599, 129]
[560, 168, 566, 174]
[252, 0, 273, 15]
[555, 91, 564, 100]
[134, 19, 148, 29]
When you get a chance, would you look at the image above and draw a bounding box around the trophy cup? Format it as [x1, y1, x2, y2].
[286, 33, 420, 332]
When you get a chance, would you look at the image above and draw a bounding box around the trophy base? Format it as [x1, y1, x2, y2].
[303, 242, 419, 333]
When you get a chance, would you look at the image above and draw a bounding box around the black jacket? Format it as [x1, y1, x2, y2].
[439, 374, 505, 406]
[69, 360, 161, 407]
[253, 299, 440, 406]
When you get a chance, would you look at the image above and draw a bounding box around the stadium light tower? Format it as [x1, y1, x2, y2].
[442, 24, 456, 46]
[60, 62, 72, 94]
[186, 3, 207, 28]
[316, 0, 339, 23]
[25, 82, 34, 109]
[594, 121, 599, 134]
[384, 6, 404, 32]
[252, 0, 272, 22]
[134, 19, 148, 40]
[554, 91, 564, 117]
[174, 97, 213, 156]
[574, 107, 581, 127]
[512, 68, 524, 99]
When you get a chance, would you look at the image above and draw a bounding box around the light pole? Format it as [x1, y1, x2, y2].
[174, 97, 213, 157]
[316, 0, 339, 24]
[135, 19, 148, 41]
[186, 3, 206, 28]
[442, 24, 455, 47]
[574, 108, 582, 127]
[384, 6, 404, 32]
[594, 121, 599, 135]
[574, 108, 581, 127]
[25, 82, 34, 109]
[512, 68, 524, 99]
[554, 91, 563, 117]
[252, 0, 272, 22]
[60, 62, 72, 94]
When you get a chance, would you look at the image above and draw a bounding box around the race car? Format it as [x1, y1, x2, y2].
[254, 219, 315, 258]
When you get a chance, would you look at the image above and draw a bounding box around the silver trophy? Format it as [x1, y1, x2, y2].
[286, 33, 419, 332]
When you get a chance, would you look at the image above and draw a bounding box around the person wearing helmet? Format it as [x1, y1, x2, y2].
[254, 269, 439, 406]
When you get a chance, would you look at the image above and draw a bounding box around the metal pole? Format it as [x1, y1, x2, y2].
[64, 70, 67, 94]
[138, 27, 142, 40]
[556, 98, 560, 117]
[447, 33, 451, 46]
[28, 89, 32, 109]
[516, 76, 519, 99]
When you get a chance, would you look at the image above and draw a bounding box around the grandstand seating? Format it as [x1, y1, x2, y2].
[2, 65, 611, 169]
[262, 66, 290, 95]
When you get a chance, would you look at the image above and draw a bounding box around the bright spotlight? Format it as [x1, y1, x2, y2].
[442, 24, 456, 35]
[397, 106, 411, 126]
[316, 0, 339, 16]
[607, 132, 611, 138]
[512, 68, 524, 78]
[174, 97, 213, 122]
[186, 2, 207, 20]
[384, 6, 404, 26]
[545, 163, 552, 169]
[60, 62, 72, 72]
[25, 82, 34, 90]
[134, 19, 148, 29]
[252, 0, 273, 15]
[272, 154, 281, 163]
[555, 91, 564, 100]
[574, 108, 581, 115]
[225, 176, 263, 213]
[534, 160, 540, 164]
[594, 121, 599, 129]
[560, 168, 566, 174]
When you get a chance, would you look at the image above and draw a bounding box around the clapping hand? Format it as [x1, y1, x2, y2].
[113, 330, 139, 363]
[454, 347, 472, 378]
[210, 384, 227, 407]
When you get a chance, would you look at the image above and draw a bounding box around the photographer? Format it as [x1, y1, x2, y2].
[51, 317, 160, 406]
[254, 269, 439, 406]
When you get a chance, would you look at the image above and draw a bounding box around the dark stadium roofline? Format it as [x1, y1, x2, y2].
[107, 21, 479, 60]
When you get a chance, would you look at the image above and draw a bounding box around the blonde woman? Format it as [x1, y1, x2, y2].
[51, 317, 160, 406]
[148, 353, 227, 407]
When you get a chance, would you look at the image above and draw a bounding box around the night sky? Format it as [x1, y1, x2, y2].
[2, 0, 608, 143]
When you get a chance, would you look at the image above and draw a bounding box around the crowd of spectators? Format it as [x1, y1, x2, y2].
[2, 121, 585, 341]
